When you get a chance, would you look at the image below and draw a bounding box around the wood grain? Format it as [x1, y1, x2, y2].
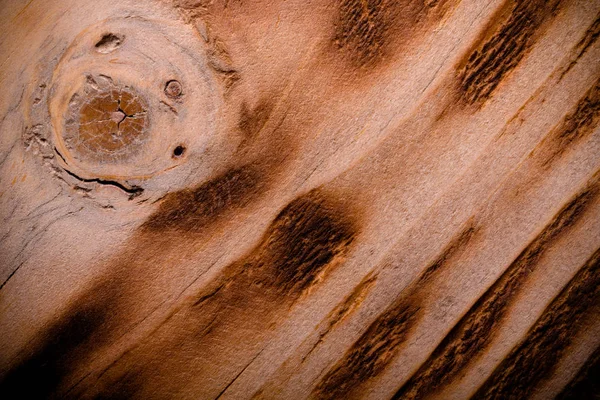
[1, 0, 599, 399]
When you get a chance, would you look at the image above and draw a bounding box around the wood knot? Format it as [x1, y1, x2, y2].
[64, 76, 149, 161]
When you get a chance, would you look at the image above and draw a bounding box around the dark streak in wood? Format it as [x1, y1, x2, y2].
[228, 188, 359, 297]
[458, 0, 566, 105]
[539, 78, 600, 167]
[312, 222, 477, 399]
[417, 222, 477, 286]
[314, 301, 420, 400]
[87, 188, 360, 398]
[2, 93, 297, 398]
[143, 93, 284, 233]
[556, 343, 600, 400]
[392, 178, 599, 400]
[327, 273, 378, 331]
[333, 0, 400, 68]
[304, 272, 378, 361]
[142, 165, 263, 233]
[472, 247, 600, 399]
[559, 13, 600, 81]
[0, 280, 118, 399]
[332, 0, 459, 71]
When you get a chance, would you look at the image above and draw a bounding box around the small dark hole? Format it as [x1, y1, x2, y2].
[173, 145, 186, 157]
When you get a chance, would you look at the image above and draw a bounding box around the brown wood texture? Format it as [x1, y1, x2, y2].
[1, 0, 599, 399]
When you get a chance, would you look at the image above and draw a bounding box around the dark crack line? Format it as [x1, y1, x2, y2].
[115, 98, 144, 129]
[214, 347, 266, 400]
[63, 168, 143, 198]
[0, 262, 22, 291]
[55, 147, 143, 198]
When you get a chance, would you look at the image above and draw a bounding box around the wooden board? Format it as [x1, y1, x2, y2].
[1, 0, 599, 398]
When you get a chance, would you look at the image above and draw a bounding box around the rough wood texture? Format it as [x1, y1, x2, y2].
[1, 0, 599, 399]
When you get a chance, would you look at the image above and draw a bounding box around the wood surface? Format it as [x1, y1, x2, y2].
[1, 0, 599, 399]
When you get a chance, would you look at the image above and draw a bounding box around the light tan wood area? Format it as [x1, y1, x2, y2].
[1, 0, 599, 398]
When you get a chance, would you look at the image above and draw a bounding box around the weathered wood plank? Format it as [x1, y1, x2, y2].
[1, 0, 598, 399]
